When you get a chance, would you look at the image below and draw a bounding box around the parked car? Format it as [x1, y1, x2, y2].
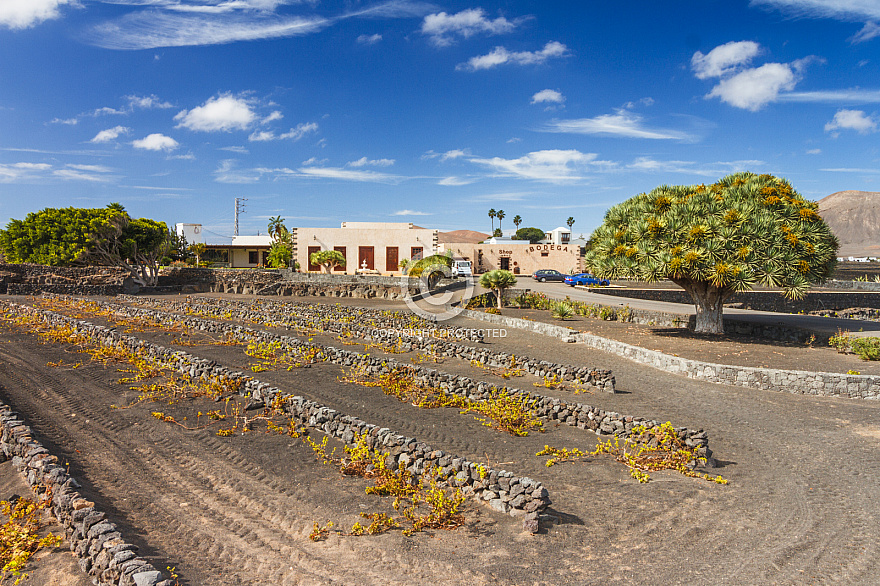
[532, 269, 567, 282]
[451, 260, 473, 277]
[564, 273, 610, 287]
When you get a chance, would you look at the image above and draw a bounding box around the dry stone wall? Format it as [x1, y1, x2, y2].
[463, 309, 880, 400]
[11, 302, 553, 530]
[0, 402, 172, 586]
[114, 294, 613, 389]
[0, 263, 130, 296]
[64, 295, 711, 460]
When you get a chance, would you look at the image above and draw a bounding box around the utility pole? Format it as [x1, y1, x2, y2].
[234, 198, 247, 237]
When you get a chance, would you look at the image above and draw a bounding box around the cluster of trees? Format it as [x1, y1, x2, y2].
[0, 204, 171, 286]
[487, 209, 575, 242]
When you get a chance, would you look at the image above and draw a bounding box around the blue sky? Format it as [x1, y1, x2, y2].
[1, 0, 879, 242]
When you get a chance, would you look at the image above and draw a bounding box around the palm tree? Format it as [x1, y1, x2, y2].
[497, 210, 505, 232]
[513, 215, 522, 231]
[488, 209, 496, 231]
[479, 269, 517, 309]
[567, 217, 575, 230]
[268, 215, 285, 240]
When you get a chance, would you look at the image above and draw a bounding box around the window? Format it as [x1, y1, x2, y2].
[561, 233, 570, 243]
[411, 247, 423, 261]
[541, 252, 549, 257]
[248, 251, 259, 264]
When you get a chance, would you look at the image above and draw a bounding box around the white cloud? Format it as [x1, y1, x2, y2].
[691, 41, 761, 79]
[0, 0, 69, 30]
[297, 166, 401, 183]
[302, 156, 328, 165]
[469, 149, 598, 182]
[91, 126, 131, 143]
[357, 33, 382, 44]
[820, 167, 880, 172]
[457, 41, 568, 72]
[807, 148, 822, 154]
[438, 176, 476, 186]
[750, 0, 880, 21]
[626, 157, 764, 176]
[852, 21, 880, 42]
[214, 159, 260, 183]
[778, 88, 880, 102]
[279, 122, 318, 140]
[52, 166, 112, 182]
[262, 110, 283, 124]
[531, 89, 565, 105]
[422, 148, 470, 161]
[347, 157, 395, 167]
[91, 106, 127, 117]
[87, 12, 330, 50]
[219, 146, 249, 153]
[248, 121, 318, 141]
[421, 8, 519, 47]
[825, 108, 878, 133]
[132, 133, 179, 151]
[126, 94, 173, 109]
[65, 164, 111, 173]
[176, 94, 257, 132]
[50, 118, 78, 125]
[392, 209, 431, 216]
[706, 62, 800, 111]
[0, 162, 52, 182]
[541, 110, 693, 140]
[0, 162, 114, 183]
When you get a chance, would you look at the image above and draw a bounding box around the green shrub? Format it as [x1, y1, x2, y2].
[828, 330, 852, 353]
[851, 337, 880, 361]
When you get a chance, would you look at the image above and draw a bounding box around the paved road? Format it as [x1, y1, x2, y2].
[513, 279, 880, 336]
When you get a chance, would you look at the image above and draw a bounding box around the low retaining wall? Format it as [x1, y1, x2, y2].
[0, 402, 172, 586]
[116, 295, 612, 389]
[0, 263, 130, 296]
[58, 295, 712, 460]
[463, 310, 880, 400]
[157, 268, 425, 299]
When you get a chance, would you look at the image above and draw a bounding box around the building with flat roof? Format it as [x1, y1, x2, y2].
[205, 222, 438, 273]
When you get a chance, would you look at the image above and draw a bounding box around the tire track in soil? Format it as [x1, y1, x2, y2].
[0, 328, 492, 585]
[30, 305, 569, 475]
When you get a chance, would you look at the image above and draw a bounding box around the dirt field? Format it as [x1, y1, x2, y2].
[1, 293, 880, 585]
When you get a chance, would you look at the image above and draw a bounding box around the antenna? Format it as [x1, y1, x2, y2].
[234, 197, 248, 237]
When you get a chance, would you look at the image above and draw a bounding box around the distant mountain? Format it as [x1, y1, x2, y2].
[818, 190, 880, 257]
[438, 229, 489, 244]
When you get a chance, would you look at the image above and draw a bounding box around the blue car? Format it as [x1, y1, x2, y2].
[564, 273, 610, 287]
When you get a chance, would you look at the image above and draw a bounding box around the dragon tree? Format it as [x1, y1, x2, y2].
[585, 172, 839, 334]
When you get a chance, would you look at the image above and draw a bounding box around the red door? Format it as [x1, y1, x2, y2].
[358, 246, 374, 270]
[308, 246, 321, 271]
[386, 247, 398, 272]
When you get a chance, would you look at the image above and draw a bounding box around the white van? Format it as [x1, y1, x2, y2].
[451, 260, 473, 277]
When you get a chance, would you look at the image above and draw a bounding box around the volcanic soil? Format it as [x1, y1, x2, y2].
[0, 293, 878, 585]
